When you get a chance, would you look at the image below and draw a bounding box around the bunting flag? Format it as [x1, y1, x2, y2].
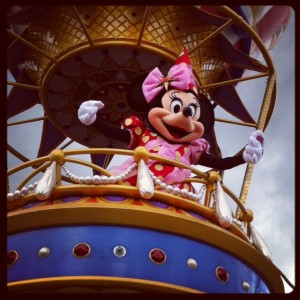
[7, 71, 39, 118]
[37, 118, 66, 157]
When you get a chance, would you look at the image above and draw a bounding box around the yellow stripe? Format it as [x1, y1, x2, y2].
[7, 276, 204, 293]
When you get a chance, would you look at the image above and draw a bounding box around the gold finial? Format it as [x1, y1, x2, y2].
[133, 146, 150, 162]
[50, 149, 65, 165]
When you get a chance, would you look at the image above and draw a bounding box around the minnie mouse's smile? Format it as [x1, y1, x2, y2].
[164, 123, 190, 139]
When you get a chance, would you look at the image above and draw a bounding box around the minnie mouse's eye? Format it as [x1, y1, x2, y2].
[170, 99, 183, 113]
[188, 103, 198, 118]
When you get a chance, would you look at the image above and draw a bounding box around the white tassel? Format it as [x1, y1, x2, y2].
[250, 225, 272, 260]
[137, 159, 154, 199]
[215, 180, 233, 228]
[35, 161, 57, 200]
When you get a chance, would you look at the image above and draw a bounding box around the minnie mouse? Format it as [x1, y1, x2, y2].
[78, 49, 264, 196]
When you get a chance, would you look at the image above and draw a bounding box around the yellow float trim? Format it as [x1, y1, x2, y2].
[7, 276, 203, 293]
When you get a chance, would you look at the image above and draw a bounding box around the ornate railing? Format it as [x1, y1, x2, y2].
[7, 146, 271, 259]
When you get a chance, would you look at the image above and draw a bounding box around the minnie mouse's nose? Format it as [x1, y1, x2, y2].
[182, 106, 192, 117]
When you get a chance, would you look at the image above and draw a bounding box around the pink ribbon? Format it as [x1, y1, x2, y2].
[142, 64, 196, 103]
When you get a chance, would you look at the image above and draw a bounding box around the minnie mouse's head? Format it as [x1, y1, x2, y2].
[142, 49, 214, 144]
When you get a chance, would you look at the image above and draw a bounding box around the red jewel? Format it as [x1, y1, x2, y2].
[216, 266, 229, 283]
[7, 250, 18, 265]
[149, 248, 166, 264]
[161, 77, 169, 82]
[73, 243, 91, 258]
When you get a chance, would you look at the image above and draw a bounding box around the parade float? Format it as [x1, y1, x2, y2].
[7, 5, 293, 293]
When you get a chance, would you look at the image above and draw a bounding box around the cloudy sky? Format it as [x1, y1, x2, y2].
[7, 6, 295, 293]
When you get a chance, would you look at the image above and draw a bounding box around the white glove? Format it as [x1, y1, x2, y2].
[243, 130, 264, 164]
[78, 100, 104, 125]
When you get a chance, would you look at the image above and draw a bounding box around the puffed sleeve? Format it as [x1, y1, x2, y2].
[189, 138, 210, 164]
[121, 116, 145, 149]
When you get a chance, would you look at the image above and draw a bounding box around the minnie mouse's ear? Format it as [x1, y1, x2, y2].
[198, 94, 215, 134]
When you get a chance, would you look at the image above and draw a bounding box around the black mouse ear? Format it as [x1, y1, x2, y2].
[198, 94, 215, 134]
